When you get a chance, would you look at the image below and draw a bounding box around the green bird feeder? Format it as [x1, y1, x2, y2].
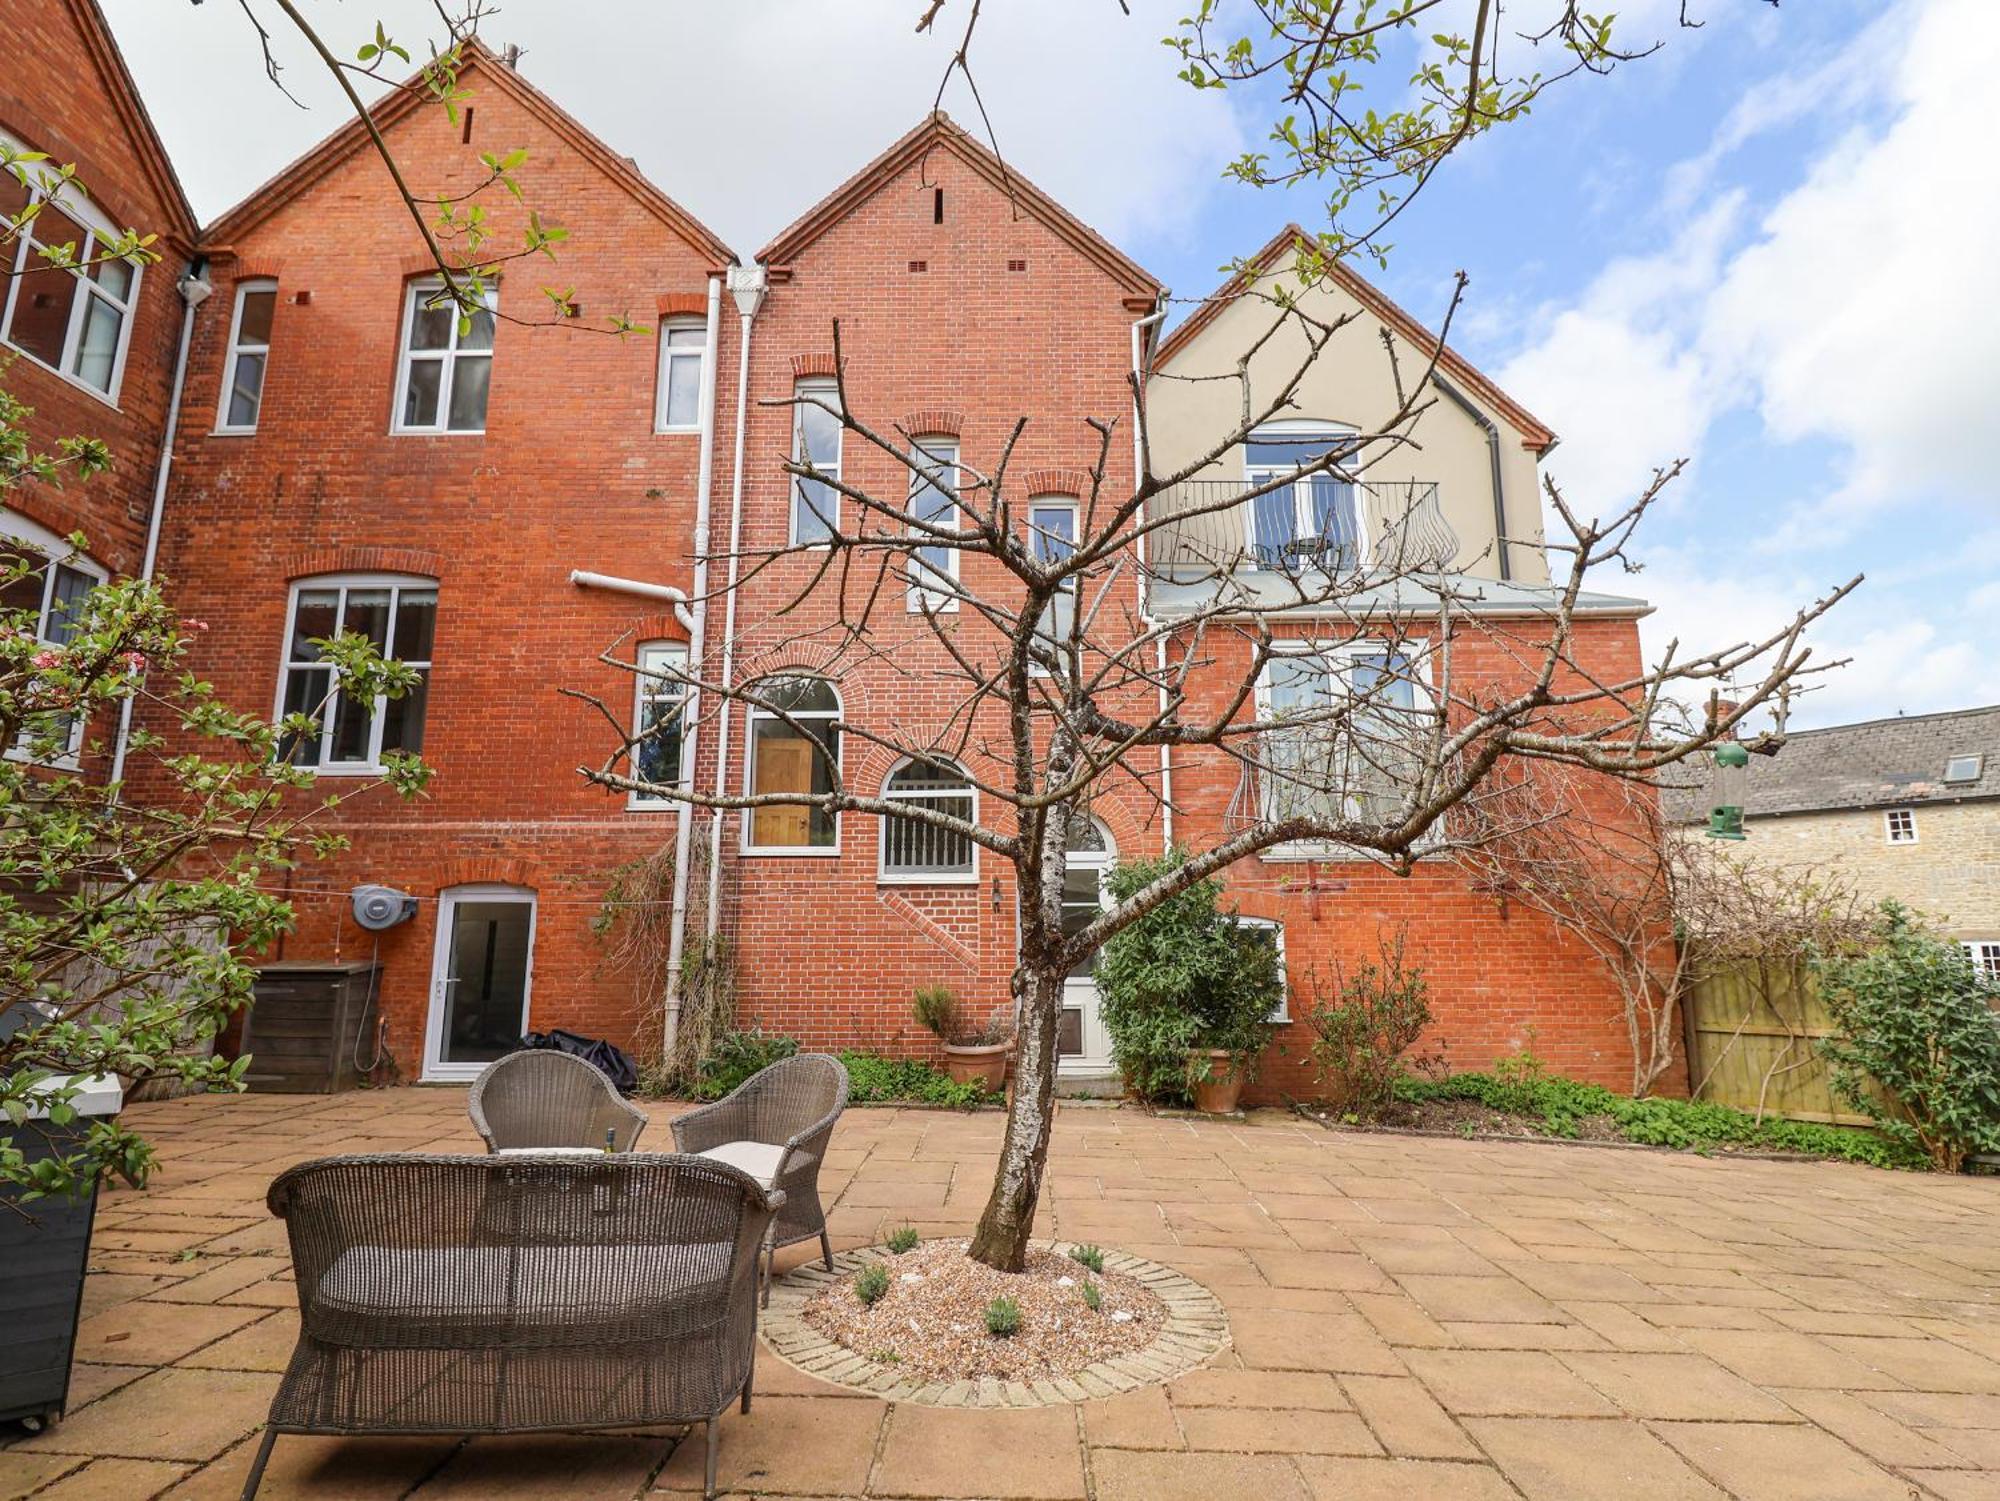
[1707, 740, 1749, 840]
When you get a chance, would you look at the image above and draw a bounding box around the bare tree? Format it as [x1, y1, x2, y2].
[569, 278, 1856, 1272]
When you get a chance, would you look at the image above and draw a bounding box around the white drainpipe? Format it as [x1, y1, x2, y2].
[659, 273, 724, 1054]
[568, 570, 696, 631]
[705, 265, 767, 944]
[1130, 296, 1171, 844]
[109, 264, 212, 790]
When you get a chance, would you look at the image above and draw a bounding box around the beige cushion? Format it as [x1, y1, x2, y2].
[696, 1140, 786, 1188]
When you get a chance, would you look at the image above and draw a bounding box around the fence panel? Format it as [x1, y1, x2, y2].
[1682, 957, 1876, 1126]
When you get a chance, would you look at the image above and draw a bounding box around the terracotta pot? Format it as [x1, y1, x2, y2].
[941, 1041, 1009, 1093]
[1190, 1049, 1244, 1114]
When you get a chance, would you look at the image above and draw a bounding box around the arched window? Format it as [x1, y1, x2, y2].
[1061, 816, 1116, 977]
[2, 514, 106, 764]
[879, 758, 975, 881]
[277, 575, 436, 771]
[744, 675, 840, 851]
[2, 135, 143, 400]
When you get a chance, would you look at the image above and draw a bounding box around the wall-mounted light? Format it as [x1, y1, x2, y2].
[991, 876, 1003, 913]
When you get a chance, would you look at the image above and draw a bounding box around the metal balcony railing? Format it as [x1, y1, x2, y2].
[1146, 478, 1460, 576]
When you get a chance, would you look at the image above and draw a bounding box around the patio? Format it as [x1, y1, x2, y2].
[5, 1089, 2000, 1501]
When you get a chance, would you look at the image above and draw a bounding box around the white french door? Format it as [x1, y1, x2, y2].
[424, 885, 537, 1082]
[1056, 819, 1116, 1078]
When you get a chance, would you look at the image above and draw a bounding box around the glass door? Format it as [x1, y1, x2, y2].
[425, 886, 537, 1081]
[1057, 818, 1116, 1078]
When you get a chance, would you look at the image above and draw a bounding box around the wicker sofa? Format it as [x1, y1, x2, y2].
[244, 1154, 781, 1501]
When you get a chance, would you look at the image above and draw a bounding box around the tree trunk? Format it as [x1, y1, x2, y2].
[967, 960, 1063, 1272]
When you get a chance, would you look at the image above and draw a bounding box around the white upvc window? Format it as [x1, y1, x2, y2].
[879, 757, 977, 883]
[1243, 422, 1362, 572]
[216, 279, 276, 433]
[791, 379, 842, 545]
[1, 516, 106, 765]
[1964, 941, 2000, 987]
[277, 575, 436, 773]
[1, 136, 143, 403]
[742, 675, 841, 853]
[907, 438, 960, 611]
[392, 281, 495, 433]
[1884, 808, 1917, 845]
[655, 317, 707, 432]
[1255, 639, 1431, 853]
[629, 641, 688, 809]
[1235, 916, 1290, 1022]
[1028, 497, 1078, 583]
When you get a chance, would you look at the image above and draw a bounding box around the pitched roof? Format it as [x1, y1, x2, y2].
[200, 41, 733, 267]
[59, 0, 198, 245]
[757, 112, 1160, 303]
[1661, 703, 2000, 823]
[1152, 224, 1556, 453]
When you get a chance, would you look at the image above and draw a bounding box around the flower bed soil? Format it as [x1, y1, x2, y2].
[799, 1239, 1166, 1383]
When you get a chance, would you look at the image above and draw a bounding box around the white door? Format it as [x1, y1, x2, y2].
[1057, 819, 1116, 1078]
[424, 885, 537, 1082]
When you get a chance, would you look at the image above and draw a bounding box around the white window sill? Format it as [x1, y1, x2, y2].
[626, 799, 684, 814]
[1, 338, 122, 409]
[739, 844, 841, 857]
[654, 424, 701, 436]
[209, 426, 259, 438]
[1258, 844, 1384, 864]
[295, 764, 391, 778]
[4, 746, 82, 771]
[389, 427, 487, 438]
[877, 872, 978, 887]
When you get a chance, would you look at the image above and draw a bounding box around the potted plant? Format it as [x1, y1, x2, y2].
[1096, 850, 1285, 1112]
[913, 985, 1011, 1092]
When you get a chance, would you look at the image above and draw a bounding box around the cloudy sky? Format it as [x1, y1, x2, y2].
[102, 0, 1998, 730]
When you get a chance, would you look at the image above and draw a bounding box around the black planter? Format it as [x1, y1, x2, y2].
[0, 1124, 101, 1431]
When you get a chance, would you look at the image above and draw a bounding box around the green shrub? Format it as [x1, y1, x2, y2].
[1815, 902, 2000, 1172]
[1394, 1070, 1923, 1170]
[984, 1295, 1021, 1336]
[692, 1029, 800, 1100]
[1096, 849, 1284, 1102]
[1303, 933, 1432, 1120]
[854, 1263, 890, 1305]
[1080, 1280, 1102, 1312]
[1067, 1243, 1105, 1273]
[838, 1051, 993, 1108]
[887, 1225, 920, 1254]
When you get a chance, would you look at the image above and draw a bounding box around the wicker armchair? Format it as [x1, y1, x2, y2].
[245, 1154, 780, 1501]
[468, 1048, 647, 1153]
[671, 1053, 847, 1299]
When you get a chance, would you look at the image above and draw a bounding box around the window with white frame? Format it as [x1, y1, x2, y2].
[1243, 425, 1361, 572]
[277, 577, 436, 770]
[1235, 917, 1289, 1022]
[791, 380, 842, 545]
[217, 279, 276, 432]
[1, 139, 142, 401]
[744, 675, 840, 851]
[1027, 496, 1078, 671]
[656, 318, 706, 431]
[1964, 941, 2000, 987]
[1884, 808, 1917, 845]
[880, 758, 976, 881]
[1258, 641, 1427, 837]
[907, 439, 960, 609]
[1, 523, 105, 763]
[393, 282, 495, 433]
[629, 642, 687, 807]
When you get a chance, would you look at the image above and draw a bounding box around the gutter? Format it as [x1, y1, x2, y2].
[705, 265, 767, 947]
[1432, 373, 1510, 582]
[659, 273, 725, 1054]
[110, 259, 212, 790]
[1129, 296, 1172, 843]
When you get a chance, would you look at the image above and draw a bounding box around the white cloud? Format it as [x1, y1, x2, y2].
[101, 0, 1244, 259]
[1497, 0, 2000, 727]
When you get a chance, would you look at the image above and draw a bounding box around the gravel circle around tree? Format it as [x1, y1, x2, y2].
[761, 1240, 1230, 1406]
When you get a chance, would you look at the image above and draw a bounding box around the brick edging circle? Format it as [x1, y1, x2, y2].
[760, 1241, 1231, 1406]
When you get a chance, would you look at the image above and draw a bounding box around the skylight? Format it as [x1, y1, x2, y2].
[1943, 754, 1983, 783]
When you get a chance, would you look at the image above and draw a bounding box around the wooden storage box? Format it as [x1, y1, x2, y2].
[241, 961, 383, 1094]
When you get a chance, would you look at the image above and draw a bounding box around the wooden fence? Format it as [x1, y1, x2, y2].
[1681, 957, 1876, 1126]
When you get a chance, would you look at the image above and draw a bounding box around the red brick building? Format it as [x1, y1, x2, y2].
[7, 16, 1665, 1097]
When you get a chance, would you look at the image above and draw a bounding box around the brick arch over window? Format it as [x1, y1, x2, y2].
[1022, 468, 1093, 497]
[1086, 795, 1151, 864]
[433, 860, 536, 893]
[218, 255, 287, 282]
[1, 494, 116, 571]
[900, 409, 964, 439]
[616, 610, 691, 645]
[656, 291, 707, 317]
[790, 352, 839, 379]
[282, 546, 443, 582]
